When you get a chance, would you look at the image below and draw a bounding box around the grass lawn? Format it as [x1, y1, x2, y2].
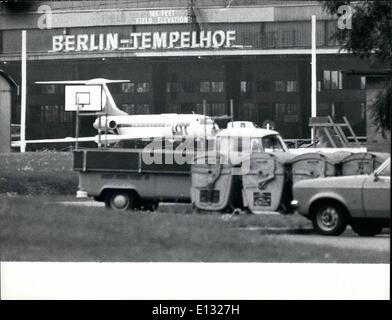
[0, 196, 388, 263]
[0, 152, 78, 196]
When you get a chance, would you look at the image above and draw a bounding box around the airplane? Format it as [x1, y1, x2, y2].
[11, 78, 219, 148]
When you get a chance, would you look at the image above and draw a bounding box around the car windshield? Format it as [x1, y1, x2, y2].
[262, 135, 286, 152]
[217, 134, 287, 153]
[379, 162, 390, 177]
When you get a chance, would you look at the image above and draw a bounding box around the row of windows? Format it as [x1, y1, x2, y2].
[121, 82, 150, 93]
[240, 80, 298, 93]
[322, 71, 366, 91]
[241, 102, 299, 123]
[28, 101, 364, 126]
[166, 81, 225, 93]
[120, 103, 150, 114]
[29, 72, 367, 96]
[318, 102, 366, 120]
[29, 105, 73, 123]
[31, 82, 151, 95]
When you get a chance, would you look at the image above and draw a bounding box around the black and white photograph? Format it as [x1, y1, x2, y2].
[0, 0, 390, 301]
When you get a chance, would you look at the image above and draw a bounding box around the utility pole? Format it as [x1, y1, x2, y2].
[311, 15, 317, 145]
[20, 30, 27, 153]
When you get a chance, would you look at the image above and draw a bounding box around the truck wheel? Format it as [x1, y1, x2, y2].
[106, 191, 135, 211]
[312, 202, 348, 236]
[351, 222, 383, 237]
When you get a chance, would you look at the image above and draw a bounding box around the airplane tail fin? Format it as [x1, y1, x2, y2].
[101, 83, 128, 116]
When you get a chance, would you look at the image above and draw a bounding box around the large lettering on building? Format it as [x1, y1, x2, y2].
[50, 31, 237, 52]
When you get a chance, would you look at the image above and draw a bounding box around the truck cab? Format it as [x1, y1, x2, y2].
[216, 121, 288, 165]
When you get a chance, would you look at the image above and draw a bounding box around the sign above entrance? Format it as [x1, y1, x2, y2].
[51, 30, 237, 52]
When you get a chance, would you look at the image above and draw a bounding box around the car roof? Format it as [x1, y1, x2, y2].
[216, 127, 280, 138]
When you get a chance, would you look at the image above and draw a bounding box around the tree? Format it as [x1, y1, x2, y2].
[322, 0, 391, 134]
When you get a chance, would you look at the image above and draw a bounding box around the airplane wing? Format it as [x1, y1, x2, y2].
[11, 136, 98, 147]
[11, 131, 174, 147]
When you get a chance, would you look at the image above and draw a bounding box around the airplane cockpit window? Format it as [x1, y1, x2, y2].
[262, 135, 285, 152]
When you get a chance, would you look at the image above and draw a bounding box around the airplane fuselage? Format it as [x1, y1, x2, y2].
[93, 113, 218, 140]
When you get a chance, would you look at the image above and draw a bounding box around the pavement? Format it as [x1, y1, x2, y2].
[266, 232, 390, 252]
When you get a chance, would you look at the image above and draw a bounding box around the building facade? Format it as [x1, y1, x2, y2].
[0, 0, 385, 148]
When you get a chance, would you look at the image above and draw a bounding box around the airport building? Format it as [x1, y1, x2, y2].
[0, 0, 388, 149]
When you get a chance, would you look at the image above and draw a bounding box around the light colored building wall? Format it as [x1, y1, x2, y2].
[0, 75, 11, 153]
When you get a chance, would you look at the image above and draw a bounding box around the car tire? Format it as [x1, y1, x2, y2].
[351, 222, 383, 237]
[106, 191, 135, 211]
[312, 202, 348, 236]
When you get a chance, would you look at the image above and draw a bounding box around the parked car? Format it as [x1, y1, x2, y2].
[291, 157, 390, 236]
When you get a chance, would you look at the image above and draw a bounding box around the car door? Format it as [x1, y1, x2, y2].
[362, 161, 390, 218]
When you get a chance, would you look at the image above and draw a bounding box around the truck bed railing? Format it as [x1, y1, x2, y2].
[73, 148, 191, 175]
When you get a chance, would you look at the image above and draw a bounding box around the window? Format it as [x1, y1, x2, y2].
[360, 76, 366, 90]
[275, 103, 286, 121]
[361, 102, 366, 120]
[122, 82, 135, 93]
[379, 163, 390, 177]
[211, 81, 224, 93]
[331, 103, 336, 118]
[136, 82, 149, 93]
[262, 135, 285, 152]
[286, 103, 297, 115]
[317, 81, 322, 92]
[318, 103, 331, 116]
[42, 84, 56, 95]
[135, 104, 150, 114]
[241, 81, 254, 94]
[194, 103, 225, 116]
[37, 105, 71, 123]
[167, 82, 180, 93]
[182, 81, 194, 93]
[167, 104, 181, 113]
[274, 103, 298, 122]
[200, 81, 211, 93]
[287, 81, 297, 92]
[211, 103, 225, 116]
[120, 103, 135, 114]
[242, 103, 257, 120]
[324, 70, 343, 90]
[284, 103, 298, 122]
[195, 102, 210, 115]
[323, 71, 331, 90]
[257, 80, 271, 92]
[332, 71, 342, 89]
[275, 81, 286, 92]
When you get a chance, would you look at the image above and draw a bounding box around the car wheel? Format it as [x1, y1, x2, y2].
[106, 191, 135, 211]
[351, 222, 383, 237]
[312, 203, 348, 236]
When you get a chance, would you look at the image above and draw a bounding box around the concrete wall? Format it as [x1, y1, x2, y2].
[0, 75, 11, 153]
